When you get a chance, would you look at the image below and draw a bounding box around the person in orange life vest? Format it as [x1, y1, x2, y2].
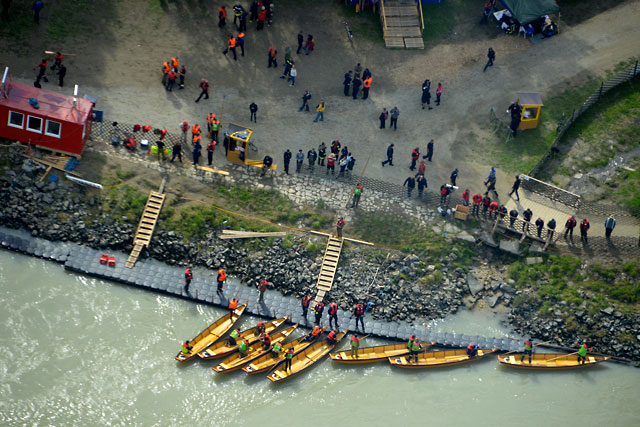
[362, 75, 372, 100]
[302, 325, 322, 342]
[166, 68, 177, 91]
[284, 347, 295, 371]
[336, 217, 345, 238]
[192, 123, 201, 140]
[261, 332, 271, 350]
[228, 297, 238, 317]
[51, 51, 63, 70]
[326, 330, 338, 345]
[472, 193, 482, 216]
[354, 303, 365, 332]
[520, 338, 533, 364]
[161, 61, 170, 85]
[482, 195, 491, 216]
[314, 301, 325, 325]
[436, 82, 443, 106]
[328, 303, 339, 329]
[237, 32, 246, 56]
[580, 218, 590, 244]
[462, 189, 470, 206]
[206, 113, 214, 134]
[565, 215, 577, 238]
[268, 45, 278, 68]
[258, 279, 268, 302]
[178, 65, 186, 89]
[217, 268, 226, 293]
[467, 343, 478, 358]
[488, 201, 499, 219]
[410, 148, 419, 171]
[206, 140, 216, 166]
[171, 57, 179, 71]
[256, 321, 266, 336]
[195, 78, 209, 103]
[184, 268, 193, 291]
[301, 295, 311, 319]
[218, 5, 227, 27]
[223, 35, 237, 60]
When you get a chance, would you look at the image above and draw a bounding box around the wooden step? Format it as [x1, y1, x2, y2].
[385, 37, 405, 48]
[404, 37, 425, 49]
[384, 5, 418, 17]
[126, 190, 165, 268]
[385, 16, 419, 27]
[385, 27, 422, 38]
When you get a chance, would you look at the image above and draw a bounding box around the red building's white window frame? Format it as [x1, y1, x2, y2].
[8, 111, 24, 129]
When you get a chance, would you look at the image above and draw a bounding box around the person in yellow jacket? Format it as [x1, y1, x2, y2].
[313, 100, 325, 123]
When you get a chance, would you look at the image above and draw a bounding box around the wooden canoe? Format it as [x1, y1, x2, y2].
[330, 341, 436, 364]
[267, 330, 348, 383]
[389, 348, 498, 368]
[213, 325, 299, 373]
[497, 353, 610, 369]
[198, 315, 289, 359]
[175, 302, 248, 362]
[242, 335, 317, 375]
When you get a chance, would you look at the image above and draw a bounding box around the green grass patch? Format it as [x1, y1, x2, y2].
[333, 1, 384, 45]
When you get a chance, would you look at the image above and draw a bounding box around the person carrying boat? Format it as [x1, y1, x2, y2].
[261, 332, 272, 350]
[301, 295, 311, 319]
[354, 303, 365, 332]
[520, 338, 533, 364]
[256, 321, 266, 336]
[577, 343, 592, 364]
[328, 303, 339, 329]
[181, 340, 193, 354]
[284, 347, 295, 371]
[238, 338, 250, 357]
[350, 334, 360, 358]
[326, 330, 338, 345]
[314, 301, 325, 326]
[228, 328, 241, 346]
[467, 344, 478, 358]
[408, 339, 422, 363]
[228, 297, 238, 317]
[271, 341, 283, 358]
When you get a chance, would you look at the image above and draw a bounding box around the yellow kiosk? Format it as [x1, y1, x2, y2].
[225, 122, 277, 172]
[517, 92, 543, 130]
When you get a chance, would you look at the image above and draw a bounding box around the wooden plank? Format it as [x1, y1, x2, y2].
[385, 37, 405, 48]
[404, 38, 424, 49]
[219, 232, 287, 239]
[196, 165, 230, 176]
[385, 16, 419, 27]
[22, 154, 83, 177]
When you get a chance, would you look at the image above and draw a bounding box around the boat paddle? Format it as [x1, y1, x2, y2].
[503, 340, 551, 356]
[545, 351, 580, 362]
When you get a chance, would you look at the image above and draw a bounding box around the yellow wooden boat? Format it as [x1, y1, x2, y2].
[267, 330, 348, 383]
[242, 335, 317, 375]
[213, 325, 298, 373]
[175, 302, 248, 362]
[198, 315, 289, 359]
[498, 353, 610, 369]
[389, 348, 498, 368]
[330, 341, 437, 364]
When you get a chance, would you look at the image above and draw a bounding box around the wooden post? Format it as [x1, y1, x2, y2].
[418, 0, 424, 32]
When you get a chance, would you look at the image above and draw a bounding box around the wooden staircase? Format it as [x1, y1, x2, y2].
[125, 190, 165, 268]
[381, 0, 424, 49]
[313, 236, 344, 304]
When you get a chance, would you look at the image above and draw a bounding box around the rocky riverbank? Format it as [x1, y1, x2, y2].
[1, 145, 638, 361]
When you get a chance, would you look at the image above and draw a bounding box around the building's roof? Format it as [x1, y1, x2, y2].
[0, 81, 92, 125]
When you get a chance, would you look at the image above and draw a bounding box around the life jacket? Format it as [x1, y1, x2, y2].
[193, 134, 202, 144]
[411, 149, 419, 160]
[181, 121, 189, 132]
[302, 296, 310, 307]
[257, 322, 265, 331]
[355, 304, 364, 316]
[228, 37, 237, 48]
[181, 342, 190, 354]
[580, 219, 590, 230]
[578, 344, 588, 357]
[124, 139, 136, 149]
[473, 194, 482, 204]
[436, 85, 443, 96]
[327, 330, 337, 341]
[133, 123, 141, 132]
[55, 53, 63, 63]
[566, 217, 577, 228]
[490, 201, 498, 211]
[142, 125, 152, 133]
[163, 62, 170, 73]
[407, 338, 414, 349]
[238, 32, 245, 43]
[483, 197, 491, 207]
[272, 342, 282, 353]
[230, 329, 240, 339]
[363, 77, 372, 88]
[467, 344, 475, 351]
[184, 269, 193, 280]
[229, 299, 238, 310]
[314, 303, 324, 314]
[239, 340, 248, 351]
[171, 57, 178, 69]
[212, 120, 220, 131]
[207, 141, 216, 152]
[219, 6, 227, 18]
[268, 46, 277, 58]
[411, 341, 421, 352]
[159, 129, 168, 139]
[351, 336, 359, 348]
[462, 191, 470, 201]
[192, 124, 201, 135]
[207, 113, 214, 125]
[524, 340, 532, 351]
[262, 334, 271, 345]
[337, 218, 345, 228]
[286, 348, 294, 359]
[329, 303, 338, 315]
[311, 326, 321, 336]
[218, 269, 227, 281]
[440, 186, 447, 196]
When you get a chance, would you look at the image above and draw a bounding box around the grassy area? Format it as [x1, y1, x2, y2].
[611, 159, 640, 214]
[484, 79, 600, 173]
[332, 1, 383, 45]
[419, 0, 472, 45]
[509, 255, 640, 316]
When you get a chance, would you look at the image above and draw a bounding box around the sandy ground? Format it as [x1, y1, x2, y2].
[2, 0, 640, 202]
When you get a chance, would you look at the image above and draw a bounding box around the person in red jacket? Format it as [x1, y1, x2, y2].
[489, 201, 499, 219]
[218, 5, 227, 27]
[301, 295, 311, 319]
[354, 303, 365, 332]
[328, 303, 339, 329]
[462, 189, 470, 206]
[314, 301, 325, 326]
[257, 6, 266, 30]
[258, 279, 268, 302]
[472, 193, 482, 216]
[482, 195, 491, 216]
[410, 147, 420, 171]
[580, 218, 590, 244]
[564, 216, 577, 239]
[184, 268, 193, 292]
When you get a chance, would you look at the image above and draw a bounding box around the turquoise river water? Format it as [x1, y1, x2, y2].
[0, 252, 639, 426]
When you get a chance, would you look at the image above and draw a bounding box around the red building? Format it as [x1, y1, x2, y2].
[0, 81, 93, 158]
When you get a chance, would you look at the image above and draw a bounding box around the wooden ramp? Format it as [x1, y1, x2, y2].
[313, 237, 343, 305]
[381, 0, 424, 49]
[126, 190, 165, 268]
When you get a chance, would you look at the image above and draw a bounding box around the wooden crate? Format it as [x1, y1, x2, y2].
[454, 205, 470, 221]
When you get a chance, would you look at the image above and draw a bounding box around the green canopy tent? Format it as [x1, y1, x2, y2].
[499, 0, 560, 25]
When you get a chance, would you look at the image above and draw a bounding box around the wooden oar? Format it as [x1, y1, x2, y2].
[503, 340, 550, 356]
[546, 351, 579, 362]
